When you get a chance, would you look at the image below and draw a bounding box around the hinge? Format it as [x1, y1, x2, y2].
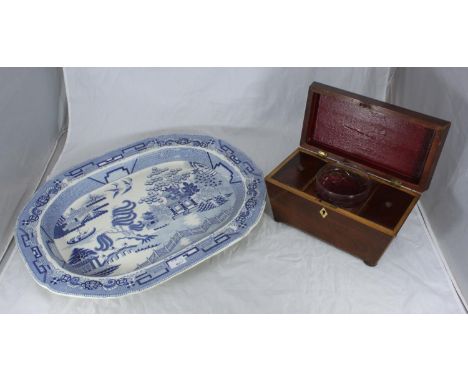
[318, 150, 328, 158]
[389, 178, 402, 188]
[372, 174, 416, 193]
[375, 175, 403, 189]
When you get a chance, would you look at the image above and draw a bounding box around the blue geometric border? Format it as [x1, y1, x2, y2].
[15, 134, 266, 298]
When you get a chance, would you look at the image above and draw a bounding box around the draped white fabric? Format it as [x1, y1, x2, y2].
[391, 68, 468, 307]
[0, 68, 64, 262]
[0, 68, 463, 313]
[55, 68, 391, 175]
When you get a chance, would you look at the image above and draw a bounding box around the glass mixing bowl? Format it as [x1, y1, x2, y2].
[315, 164, 372, 208]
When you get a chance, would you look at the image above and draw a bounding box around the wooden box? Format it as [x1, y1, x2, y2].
[265, 82, 450, 266]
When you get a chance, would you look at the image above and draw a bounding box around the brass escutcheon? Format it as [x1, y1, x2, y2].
[320, 207, 328, 218]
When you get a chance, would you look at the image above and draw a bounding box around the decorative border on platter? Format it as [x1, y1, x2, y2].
[15, 134, 266, 298]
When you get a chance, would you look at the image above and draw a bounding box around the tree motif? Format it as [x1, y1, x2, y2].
[192, 165, 222, 187]
[142, 210, 159, 229]
[181, 182, 200, 197]
[140, 166, 192, 204]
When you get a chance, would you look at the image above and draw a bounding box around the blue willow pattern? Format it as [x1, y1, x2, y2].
[16, 135, 265, 297]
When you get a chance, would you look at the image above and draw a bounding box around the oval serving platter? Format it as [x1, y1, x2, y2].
[16, 134, 266, 297]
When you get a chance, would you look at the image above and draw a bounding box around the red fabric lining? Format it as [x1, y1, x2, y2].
[306, 94, 434, 183]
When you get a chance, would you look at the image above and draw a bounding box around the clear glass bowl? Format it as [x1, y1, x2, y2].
[315, 164, 372, 208]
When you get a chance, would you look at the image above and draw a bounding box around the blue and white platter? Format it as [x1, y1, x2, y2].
[16, 134, 266, 297]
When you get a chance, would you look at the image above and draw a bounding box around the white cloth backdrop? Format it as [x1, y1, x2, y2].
[55, 68, 391, 174]
[0, 67, 463, 313]
[0, 68, 65, 263]
[391, 68, 468, 306]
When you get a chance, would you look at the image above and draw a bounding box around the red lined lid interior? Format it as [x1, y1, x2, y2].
[303, 93, 435, 184]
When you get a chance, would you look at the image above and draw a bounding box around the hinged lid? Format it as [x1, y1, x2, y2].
[300, 82, 451, 193]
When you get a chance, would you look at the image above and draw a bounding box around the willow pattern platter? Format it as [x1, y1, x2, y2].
[16, 134, 266, 297]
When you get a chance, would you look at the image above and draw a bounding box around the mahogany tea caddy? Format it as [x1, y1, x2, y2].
[265, 82, 450, 266]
